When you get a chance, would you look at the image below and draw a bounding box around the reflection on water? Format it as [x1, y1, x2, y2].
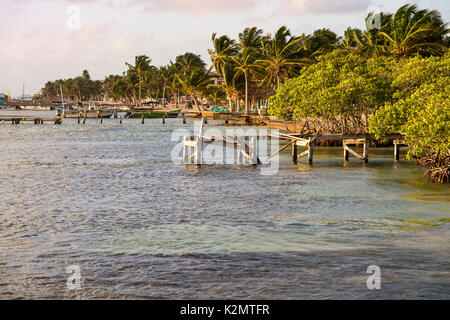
[0, 112, 448, 299]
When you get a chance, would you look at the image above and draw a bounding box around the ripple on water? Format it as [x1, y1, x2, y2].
[0, 113, 448, 299]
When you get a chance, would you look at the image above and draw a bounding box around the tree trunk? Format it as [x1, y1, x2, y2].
[193, 96, 202, 112]
[244, 72, 249, 116]
[162, 84, 167, 107]
[138, 73, 142, 107]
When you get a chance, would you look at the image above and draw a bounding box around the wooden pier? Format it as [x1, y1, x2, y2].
[0, 115, 62, 125]
[182, 118, 260, 165]
[272, 132, 405, 164]
[181, 118, 406, 166]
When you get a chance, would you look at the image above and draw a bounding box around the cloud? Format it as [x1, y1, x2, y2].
[0, 43, 25, 61]
[111, 32, 131, 54]
[279, 0, 373, 15]
[11, 0, 270, 14]
[137, 0, 269, 15]
[70, 23, 112, 43]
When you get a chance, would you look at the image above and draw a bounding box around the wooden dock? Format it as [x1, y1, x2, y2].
[182, 118, 261, 165]
[271, 132, 406, 164]
[0, 115, 62, 125]
[182, 118, 406, 166]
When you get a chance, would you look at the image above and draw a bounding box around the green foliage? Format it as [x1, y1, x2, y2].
[369, 52, 450, 158]
[41, 72, 104, 102]
[268, 51, 397, 132]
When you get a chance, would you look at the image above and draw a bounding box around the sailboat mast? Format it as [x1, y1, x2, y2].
[60, 84, 64, 108]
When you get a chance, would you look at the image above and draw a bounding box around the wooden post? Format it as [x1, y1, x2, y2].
[237, 137, 245, 165]
[162, 115, 166, 124]
[182, 137, 188, 164]
[394, 140, 400, 161]
[119, 115, 122, 124]
[344, 144, 349, 162]
[141, 113, 145, 124]
[292, 139, 298, 164]
[100, 115, 103, 124]
[77, 114, 80, 124]
[183, 115, 186, 124]
[308, 138, 314, 165]
[363, 139, 369, 163]
[83, 113, 87, 124]
[250, 136, 258, 165]
[194, 137, 203, 165]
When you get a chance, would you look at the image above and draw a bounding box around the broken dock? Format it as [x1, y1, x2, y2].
[0, 115, 62, 125]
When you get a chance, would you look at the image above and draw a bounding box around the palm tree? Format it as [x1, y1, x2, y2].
[82, 70, 91, 80]
[301, 28, 341, 59]
[166, 63, 182, 108]
[176, 69, 210, 112]
[205, 87, 227, 106]
[110, 77, 132, 104]
[158, 65, 173, 106]
[379, 4, 449, 57]
[336, 27, 363, 53]
[175, 52, 207, 74]
[232, 48, 260, 115]
[238, 27, 264, 52]
[257, 26, 306, 89]
[209, 62, 240, 111]
[208, 33, 238, 75]
[353, 12, 393, 57]
[126, 55, 152, 107]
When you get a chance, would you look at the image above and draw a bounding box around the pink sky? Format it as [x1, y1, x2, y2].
[1, 0, 449, 97]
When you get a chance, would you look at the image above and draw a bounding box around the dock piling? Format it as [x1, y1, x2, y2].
[292, 140, 298, 164]
[343, 139, 368, 163]
[308, 139, 314, 165]
[393, 139, 406, 161]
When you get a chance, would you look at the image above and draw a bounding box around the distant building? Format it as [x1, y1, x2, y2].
[208, 72, 223, 85]
[0, 93, 8, 104]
